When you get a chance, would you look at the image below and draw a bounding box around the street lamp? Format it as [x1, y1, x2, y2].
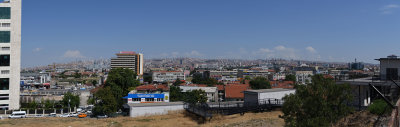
[68, 99, 71, 113]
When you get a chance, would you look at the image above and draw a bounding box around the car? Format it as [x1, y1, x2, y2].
[59, 113, 70, 117]
[70, 113, 78, 117]
[34, 114, 44, 118]
[96, 114, 108, 119]
[8, 111, 26, 119]
[48, 113, 57, 117]
[78, 113, 87, 118]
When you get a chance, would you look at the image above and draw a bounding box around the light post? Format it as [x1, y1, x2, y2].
[68, 99, 71, 113]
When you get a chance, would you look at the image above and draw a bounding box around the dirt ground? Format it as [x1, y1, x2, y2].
[0, 110, 284, 127]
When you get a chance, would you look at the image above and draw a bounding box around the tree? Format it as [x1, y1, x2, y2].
[191, 73, 221, 86]
[92, 80, 98, 85]
[44, 99, 55, 109]
[249, 77, 271, 89]
[281, 74, 353, 127]
[73, 72, 81, 78]
[87, 97, 95, 105]
[104, 68, 140, 109]
[170, 86, 183, 101]
[61, 92, 80, 108]
[285, 74, 296, 82]
[93, 87, 118, 115]
[173, 78, 184, 86]
[143, 75, 153, 83]
[184, 89, 207, 104]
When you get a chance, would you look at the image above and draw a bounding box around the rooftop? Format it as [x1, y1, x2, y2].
[244, 88, 295, 93]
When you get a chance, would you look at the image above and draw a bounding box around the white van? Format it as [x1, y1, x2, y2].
[8, 111, 27, 118]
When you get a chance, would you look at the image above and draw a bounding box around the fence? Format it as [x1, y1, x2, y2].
[0, 107, 78, 116]
[184, 98, 283, 118]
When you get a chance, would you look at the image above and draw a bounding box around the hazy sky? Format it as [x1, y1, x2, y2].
[22, 0, 400, 67]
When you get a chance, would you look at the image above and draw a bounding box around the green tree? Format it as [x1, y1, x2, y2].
[61, 92, 80, 108]
[173, 78, 184, 86]
[87, 97, 95, 105]
[191, 74, 221, 86]
[281, 74, 353, 127]
[184, 89, 207, 104]
[92, 80, 98, 85]
[143, 75, 153, 83]
[27, 101, 38, 109]
[93, 87, 118, 115]
[104, 68, 140, 109]
[285, 74, 296, 82]
[73, 72, 81, 78]
[44, 99, 55, 109]
[368, 99, 392, 115]
[170, 86, 183, 101]
[249, 77, 271, 89]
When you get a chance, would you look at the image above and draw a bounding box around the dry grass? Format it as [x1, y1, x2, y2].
[0, 110, 284, 127]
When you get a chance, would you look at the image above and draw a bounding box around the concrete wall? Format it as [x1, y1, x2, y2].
[129, 104, 184, 117]
[258, 90, 296, 100]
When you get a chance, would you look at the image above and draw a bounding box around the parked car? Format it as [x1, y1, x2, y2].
[96, 114, 108, 119]
[8, 111, 27, 119]
[48, 113, 57, 117]
[70, 112, 78, 117]
[59, 113, 70, 117]
[78, 113, 87, 118]
[34, 114, 44, 118]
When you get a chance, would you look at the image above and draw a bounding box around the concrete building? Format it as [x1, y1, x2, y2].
[124, 102, 184, 117]
[294, 67, 315, 84]
[152, 71, 185, 83]
[376, 55, 400, 80]
[179, 86, 218, 102]
[244, 88, 295, 105]
[111, 51, 143, 76]
[0, 0, 21, 110]
[348, 58, 365, 70]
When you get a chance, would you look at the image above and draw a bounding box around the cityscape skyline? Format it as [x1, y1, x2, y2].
[21, 0, 400, 67]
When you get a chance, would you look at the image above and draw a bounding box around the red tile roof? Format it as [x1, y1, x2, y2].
[225, 84, 250, 99]
[270, 81, 294, 89]
[180, 84, 208, 87]
[215, 85, 224, 91]
[136, 84, 169, 91]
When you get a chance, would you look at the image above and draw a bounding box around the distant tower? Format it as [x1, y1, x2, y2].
[111, 51, 144, 76]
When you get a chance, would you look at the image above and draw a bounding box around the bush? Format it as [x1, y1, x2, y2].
[368, 99, 392, 115]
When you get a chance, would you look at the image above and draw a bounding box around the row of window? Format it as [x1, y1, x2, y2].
[1, 47, 9, 51]
[0, 23, 10, 27]
[131, 98, 165, 102]
[1, 70, 9, 74]
[0, 7, 10, 19]
[0, 94, 9, 100]
[0, 78, 9, 90]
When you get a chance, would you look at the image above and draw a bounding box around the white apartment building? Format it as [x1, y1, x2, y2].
[179, 86, 218, 102]
[152, 71, 185, 83]
[0, 0, 21, 110]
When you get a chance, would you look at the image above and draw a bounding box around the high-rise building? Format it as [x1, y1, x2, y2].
[111, 51, 143, 76]
[0, 0, 21, 110]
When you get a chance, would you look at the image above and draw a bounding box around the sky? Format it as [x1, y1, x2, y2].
[21, 0, 400, 67]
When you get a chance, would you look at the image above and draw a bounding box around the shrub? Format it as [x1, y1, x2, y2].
[368, 99, 391, 115]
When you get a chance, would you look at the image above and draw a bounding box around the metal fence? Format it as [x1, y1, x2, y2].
[184, 98, 283, 118]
